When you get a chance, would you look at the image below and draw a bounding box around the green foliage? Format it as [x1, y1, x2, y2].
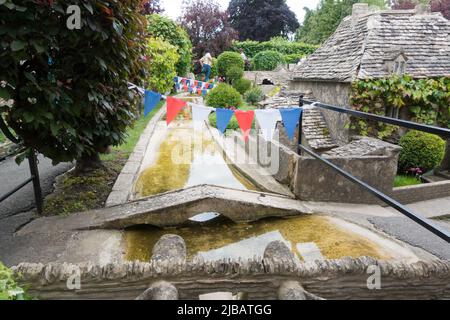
[146, 14, 192, 76]
[394, 175, 422, 188]
[398, 130, 446, 173]
[0, 262, 28, 300]
[245, 86, 263, 105]
[350, 75, 450, 139]
[217, 51, 244, 76]
[205, 83, 243, 109]
[226, 66, 244, 84]
[283, 53, 304, 64]
[252, 50, 285, 71]
[231, 37, 317, 58]
[0, 0, 148, 164]
[210, 58, 218, 78]
[296, 0, 387, 45]
[0, 131, 4, 144]
[146, 38, 179, 94]
[233, 78, 252, 95]
[209, 113, 241, 131]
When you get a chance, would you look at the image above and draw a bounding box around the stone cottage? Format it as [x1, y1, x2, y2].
[290, 3, 450, 166]
[291, 3, 450, 106]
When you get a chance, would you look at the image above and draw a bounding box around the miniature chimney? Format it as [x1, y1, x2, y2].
[352, 3, 369, 17]
[415, 3, 431, 15]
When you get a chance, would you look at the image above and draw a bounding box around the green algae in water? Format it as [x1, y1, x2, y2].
[124, 215, 389, 262]
[135, 124, 258, 197]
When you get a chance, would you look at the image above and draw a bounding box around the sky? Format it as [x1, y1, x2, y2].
[160, 0, 320, 24]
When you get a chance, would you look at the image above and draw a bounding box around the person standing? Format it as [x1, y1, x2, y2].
[200, 50, 213, 81]
[240, 48, 250, 70]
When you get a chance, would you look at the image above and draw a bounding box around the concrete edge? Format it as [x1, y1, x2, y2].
[105, 105, 167, 207]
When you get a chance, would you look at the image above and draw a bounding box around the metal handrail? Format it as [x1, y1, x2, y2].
[0, 116, 43, 214]
[300, 98, 450, 138]
[297, 97, 450, 243]
[298, 144, 450, 243]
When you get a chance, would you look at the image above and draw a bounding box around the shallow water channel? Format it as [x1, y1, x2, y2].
[134, 123, 256, 197]
[126, 119, 411, 263]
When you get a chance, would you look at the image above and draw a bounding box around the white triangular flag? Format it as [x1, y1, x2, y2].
[255, 109, 281, 141]
[191, 104, 213, 131]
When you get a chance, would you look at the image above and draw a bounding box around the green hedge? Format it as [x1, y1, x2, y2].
[252, 50, 285, 71]
[217, 51, 244, 77]
[398, 130, 446, 173]
[283, 53, 304, 64]
[205, 83, 243, 109]
[231, 37, 317, 58]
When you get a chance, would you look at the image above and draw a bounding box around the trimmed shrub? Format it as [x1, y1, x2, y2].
[245, 87, 263, 105]
[217, 51, 244, 76]
[398, 130, 446, 173]
[205, 83, 243, 109]
[233, 78, 252, 95]
[226, 66, 244, 84]
[284, 53, 304, 64]
[252, 50, 285, 71]
[146, 38, 179, 94]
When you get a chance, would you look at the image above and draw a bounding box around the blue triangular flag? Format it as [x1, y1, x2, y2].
[186, 79, 191, 86]
[173, 76, 178, 83]
[279, 108, 302, 140]
[209, 84, 214, 89]
[201, 89, 208, 96]
[144, 90, 161, 117]
[216, 108, 234, 134]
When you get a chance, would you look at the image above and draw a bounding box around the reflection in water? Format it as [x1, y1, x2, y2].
[135, 124, 257, 197]
[124, 215, 389, 262]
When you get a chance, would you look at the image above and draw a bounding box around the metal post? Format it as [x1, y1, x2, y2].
[297, 95, 304, 154]
[28, 149, 43, 215]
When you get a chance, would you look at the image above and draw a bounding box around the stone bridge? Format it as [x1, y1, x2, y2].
[22, 185, 313, 232]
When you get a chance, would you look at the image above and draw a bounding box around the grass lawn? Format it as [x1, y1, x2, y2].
[394, 175, 422, 188]
[44, 102, 164, 215]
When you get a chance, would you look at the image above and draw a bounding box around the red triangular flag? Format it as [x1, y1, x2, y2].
[197, 89, 202, 95]
[234, 110, 255, 141]
[183, 85, 188, 92]
[166, 97, 187, 125]
[181, 78, 186, 85]
[194, 80, 198, 87]
[204, 83, 210, 89]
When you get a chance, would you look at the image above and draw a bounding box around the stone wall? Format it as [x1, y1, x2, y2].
[13, 258, 450, 300]
[391, 181, 450, 204]
[261, 135, 401, 204]
[289, 80, 351, 145]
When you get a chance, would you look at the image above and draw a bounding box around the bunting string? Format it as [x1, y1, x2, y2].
[130, 82, 303, 142]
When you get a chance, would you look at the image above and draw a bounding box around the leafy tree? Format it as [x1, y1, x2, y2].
[296, 0, 387, 45]
[0, 0, 147, 172]
[146, 14, 192, 76]
[146, 38, 179, 93]
[179, 0, 238, 58]
[391, 0, 450, 19]
[228, 0, 300, 41]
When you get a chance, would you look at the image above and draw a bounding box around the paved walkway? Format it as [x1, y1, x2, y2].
[0, 154, 72, 219]
[0, 155, 72, 266]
